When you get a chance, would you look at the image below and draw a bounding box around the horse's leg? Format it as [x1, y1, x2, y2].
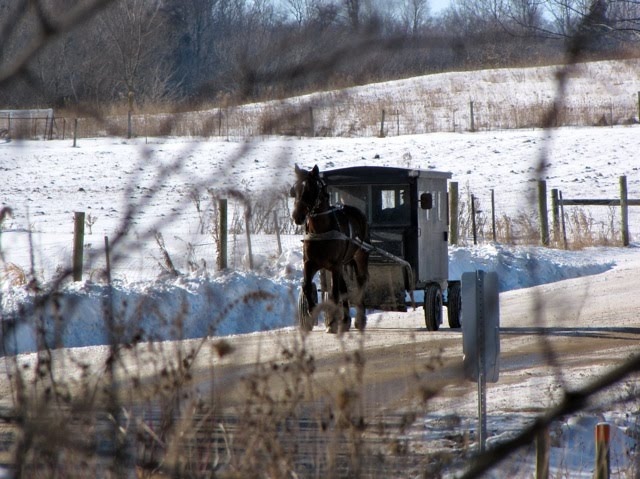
[338, 272, 351, 332]
[326, 269, 350, 333]
[303, 260, 319, 314]
[352, 250, 370, 331]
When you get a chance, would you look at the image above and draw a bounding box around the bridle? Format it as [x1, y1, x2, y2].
[291, 174, 329, 218]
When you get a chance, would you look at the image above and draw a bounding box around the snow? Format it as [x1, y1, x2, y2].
[2, 63, 640, 476]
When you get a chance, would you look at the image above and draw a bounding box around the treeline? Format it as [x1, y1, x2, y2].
[0, 0, 639, 111]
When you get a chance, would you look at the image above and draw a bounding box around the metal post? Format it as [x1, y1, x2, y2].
[73, 212, 85, 281]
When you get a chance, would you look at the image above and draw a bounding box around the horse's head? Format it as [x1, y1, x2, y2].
[290, 164, 324, 225]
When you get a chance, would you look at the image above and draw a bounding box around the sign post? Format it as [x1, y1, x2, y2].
[462, 270, 500, 452]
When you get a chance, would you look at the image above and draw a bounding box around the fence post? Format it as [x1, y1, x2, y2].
[245, 208, 254, 270]
[379, 109, 386, 138]
[551, 188, 559, 245]
[309, 107, 315, 137]
[218, 199, 228, 270]
[620, 175, 629, 246]
[538, 180, 549, 246]
[535, 426, 550, 479]
[471, 194, 477, 245]
[73, 212, 85, 281]
[559, 190, 568, 249]
[469, 100, 475, 132]
[594, 422, 610, 479]
[490, 189, 496, 242]
[273, 211, 282, 256]
[73, 118, 78, 147]
[104, 235, 112, 283]
[396, 109, 400, 136]
[449, 182, 459, 245]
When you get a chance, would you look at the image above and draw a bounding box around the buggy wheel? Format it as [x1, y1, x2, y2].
[297, 282, 317, 332]
[424, 284, 442, 331]
[447, 282, 462, 329]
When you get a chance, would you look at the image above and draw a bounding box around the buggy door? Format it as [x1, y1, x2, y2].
[417, 178, 448, 287]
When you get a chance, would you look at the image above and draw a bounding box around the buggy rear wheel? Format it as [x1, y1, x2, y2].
[447, 282, 462, 329]
[297, 282, 317, 332]
[424, 284, 442, 331]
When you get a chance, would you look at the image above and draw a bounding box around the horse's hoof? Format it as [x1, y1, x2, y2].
[325, 326, 337, 334]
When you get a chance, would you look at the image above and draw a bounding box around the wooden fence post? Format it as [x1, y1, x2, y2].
[551, 188, 559, 245]
[594, 422, 611, 479]
[538, 180, 549, 246]
[535, 426, 550, 479]
[309, 107, 315, 137]
[559, 190, 568, 249]
[396, 109, 400, 136]
[471, 194, 477, 245]
[449, 182, 459, 245]
[73, 212, 85, 281]
[490, 188, 496, 242]
[245, 208, 254, 270]
[273, 211, 282, 256]
[104, 235, 112, 283]
[73, 118, 78, 147]
[620, 175, 629, 246]
[218, 199, 228, 270]
[379, 109, 386, 138]
[469, 100, 475, 132]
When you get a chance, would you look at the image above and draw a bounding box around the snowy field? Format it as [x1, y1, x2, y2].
[2, 126, 639, 351]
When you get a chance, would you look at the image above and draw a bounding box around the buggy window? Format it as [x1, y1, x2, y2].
[329, 185, 368, 214]
[372, 185, 410, 225]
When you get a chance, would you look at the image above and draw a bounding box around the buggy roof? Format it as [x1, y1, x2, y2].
[319, 166, 452, 184]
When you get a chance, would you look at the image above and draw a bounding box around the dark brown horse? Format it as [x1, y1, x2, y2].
[290, 164, 369, 333]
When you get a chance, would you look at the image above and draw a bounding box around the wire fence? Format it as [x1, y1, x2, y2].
[2, 90, 639, 141]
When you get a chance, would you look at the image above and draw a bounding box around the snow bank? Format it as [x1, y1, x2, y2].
[1, 243, 617, 354]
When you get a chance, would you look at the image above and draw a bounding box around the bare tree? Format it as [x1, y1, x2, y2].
[401, 0, 430, 34]
[96, 0, 172, 104]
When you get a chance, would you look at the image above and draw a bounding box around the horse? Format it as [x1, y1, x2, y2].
[290, 164, 370, 333]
